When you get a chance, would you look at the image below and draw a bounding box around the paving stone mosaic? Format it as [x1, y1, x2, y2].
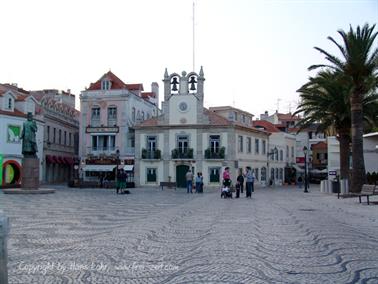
[1, 185, 378, 283]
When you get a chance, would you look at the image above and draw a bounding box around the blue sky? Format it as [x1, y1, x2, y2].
[0, 0, 377, 116]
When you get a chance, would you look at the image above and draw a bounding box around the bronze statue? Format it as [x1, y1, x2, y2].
[20, 112, 38, 157]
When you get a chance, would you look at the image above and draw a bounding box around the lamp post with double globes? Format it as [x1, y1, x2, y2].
[267, 147, 278, 186]
[115, 149, 120, 194]
[303, 146, 308, 193]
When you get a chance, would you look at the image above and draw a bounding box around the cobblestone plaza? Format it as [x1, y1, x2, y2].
[2, 185, 378, 283]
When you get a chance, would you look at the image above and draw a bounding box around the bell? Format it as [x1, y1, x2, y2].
[189, 76, 197, 91]
[171, 77, 179, 91]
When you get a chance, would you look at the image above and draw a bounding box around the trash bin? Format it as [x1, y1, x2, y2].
[331, 180, 340, 193]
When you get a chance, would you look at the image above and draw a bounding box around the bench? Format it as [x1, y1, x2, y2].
[160, 182, 176, 190]
[355, 184, 377, 205]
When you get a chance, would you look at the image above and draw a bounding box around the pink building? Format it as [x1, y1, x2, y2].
[79, 71, 159, 184]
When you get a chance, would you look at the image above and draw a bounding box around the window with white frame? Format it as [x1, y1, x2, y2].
[291, 146, 294, 158]
[280, 150, 283, 161]
[238, 136, 243, 152]
[177, 135, 189, 153]
[146, 168, 157, 182]
[209, 135, 220, 153]
[209, 167, 221, 182]
[147, 136, 157, 151]
[107, 107, 117, 121]
[286, 146, 289, 158]
[132, 108, 136, 122]
[279, 168, 283, 180]
[101, 80, 111, 90]
[91, 107, 100, 121]
[262, 140, 266, 155]
[255, 139, 259, 154]
[247, 137, 252, 153]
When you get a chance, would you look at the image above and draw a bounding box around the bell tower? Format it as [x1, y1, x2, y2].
[161, 67, 206, 125]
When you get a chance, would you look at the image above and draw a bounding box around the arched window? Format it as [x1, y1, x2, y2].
[107, 106, 117, 126]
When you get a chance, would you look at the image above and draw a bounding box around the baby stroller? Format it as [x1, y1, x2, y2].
[221, 187, 232, 198]
[221, 179, 233, 198]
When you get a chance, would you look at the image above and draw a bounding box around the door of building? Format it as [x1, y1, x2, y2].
[176, 165, 189, 188]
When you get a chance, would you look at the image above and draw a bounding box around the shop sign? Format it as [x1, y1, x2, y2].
[86, 126, 119, 133]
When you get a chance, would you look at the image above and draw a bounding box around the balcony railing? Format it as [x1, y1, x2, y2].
[141, 149, 161, 159]
[87, 146, 117, 156]
[172, 148, 193, 159]
[204, 147, 225, 159]
[91, 118, 101, 127]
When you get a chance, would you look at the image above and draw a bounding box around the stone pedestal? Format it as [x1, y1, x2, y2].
[21, 157, 40, 190]
[0, 211, 9, 284]
[2, 157, 55, 194]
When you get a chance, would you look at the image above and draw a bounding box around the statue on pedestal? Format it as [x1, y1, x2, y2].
[20, 112, 38, 158]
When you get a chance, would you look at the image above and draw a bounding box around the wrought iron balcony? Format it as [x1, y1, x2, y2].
[87, 146, 117, 156]
[171, 148, 194, 159]
[141, 149, 161, 160]
[204, 147, 225, 159]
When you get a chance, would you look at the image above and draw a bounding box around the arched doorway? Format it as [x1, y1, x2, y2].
[176, 165, 189, 188]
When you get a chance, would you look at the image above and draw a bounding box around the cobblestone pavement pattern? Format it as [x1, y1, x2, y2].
[2, 185, 378, 284]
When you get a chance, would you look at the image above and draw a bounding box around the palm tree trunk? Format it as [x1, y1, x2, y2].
[338, 130, 351, 181]
[350, 92, 366, 193]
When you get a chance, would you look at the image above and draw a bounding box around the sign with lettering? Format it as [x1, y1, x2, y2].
[86, 126, 119, 133]
[7, 125, 21, 143]
[329, 170, 337, 175]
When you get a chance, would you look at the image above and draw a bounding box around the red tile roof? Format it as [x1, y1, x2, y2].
[311, 141, 327, 150]
[0, 109, 27, 118]
[253, 120, 281, 133]
[277, 113, 301, 121]
[87, 71, 128, 91]
[126, 84, 144, 91]
[138, 117, 159, 127]
[206, 109, 232, 126]
[141, 92, 156, 99]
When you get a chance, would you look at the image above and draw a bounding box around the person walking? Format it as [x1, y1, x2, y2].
[245, 167, 254, 198]
[237, 171, 244, 194]
[195, 172, 202, 193]
[186, 169, 193, 193]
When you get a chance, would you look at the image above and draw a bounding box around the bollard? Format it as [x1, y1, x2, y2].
[0, 211, 9, 284]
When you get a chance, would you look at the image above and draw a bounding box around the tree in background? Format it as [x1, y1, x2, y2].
[308, 24, 378, 192]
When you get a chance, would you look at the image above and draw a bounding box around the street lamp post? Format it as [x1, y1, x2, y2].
[267, 147, 278, 186]
[116, 149, 120, 194]
[303, 146, 308, 193]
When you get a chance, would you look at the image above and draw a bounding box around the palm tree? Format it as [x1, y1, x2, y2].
[295, 70, 378, 182]
[309, 24, 378, 192]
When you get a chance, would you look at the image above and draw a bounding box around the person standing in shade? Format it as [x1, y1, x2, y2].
[297, 176, 303, 189]
[237, 171, 244, 194]
[245, 167, 254, 198]
[200, 172, 204, 193]
[186, 169, 193, 194]
[195, 172, 202, 193]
